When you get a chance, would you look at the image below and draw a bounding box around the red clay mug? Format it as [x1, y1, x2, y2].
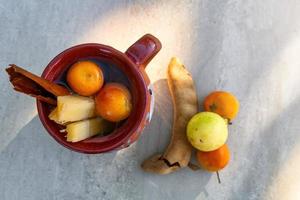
[37, 34, 161, 153]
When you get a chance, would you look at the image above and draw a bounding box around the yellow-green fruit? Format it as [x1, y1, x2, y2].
[187, 112, 228, 151]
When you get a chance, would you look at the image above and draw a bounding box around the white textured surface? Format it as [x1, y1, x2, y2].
[1, 0, 300, 200]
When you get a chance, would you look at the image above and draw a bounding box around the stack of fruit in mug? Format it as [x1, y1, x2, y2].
[49, 61, 132, 142]
[187, 91, 239, 182]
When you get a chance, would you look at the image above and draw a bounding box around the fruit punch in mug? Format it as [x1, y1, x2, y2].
[37, 34, 161, 153]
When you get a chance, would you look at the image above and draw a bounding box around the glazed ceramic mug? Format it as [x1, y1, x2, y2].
[37, 34, 161, 153]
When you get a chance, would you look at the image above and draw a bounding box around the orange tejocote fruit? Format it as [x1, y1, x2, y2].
[196, 144, 230, 172]
[66, 61, 104, 96]
[204, 91, 239, 122]
[95, 83, 132, 122]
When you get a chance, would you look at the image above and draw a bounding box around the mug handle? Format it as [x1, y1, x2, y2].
[125, 34, 162, 68]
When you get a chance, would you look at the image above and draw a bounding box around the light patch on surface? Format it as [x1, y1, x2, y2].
[262, 34, 300, 199]
[265, 143, 300, 200]
[246, 32, 300, 134]
[272, 33, 300, 106]
[76, 1, 196, 83]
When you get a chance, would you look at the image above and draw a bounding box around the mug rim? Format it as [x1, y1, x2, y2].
[37, 43, 148, 153]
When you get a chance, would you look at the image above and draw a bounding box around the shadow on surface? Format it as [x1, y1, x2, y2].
[136, 79, 212, 200]
[0, 116, 117, 200]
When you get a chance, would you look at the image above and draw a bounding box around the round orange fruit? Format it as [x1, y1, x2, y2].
[203, 91, 239, 122]
[95, 83, 132, 122]
[66, 61, 104, 96]
[196, 144, 230, 172]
